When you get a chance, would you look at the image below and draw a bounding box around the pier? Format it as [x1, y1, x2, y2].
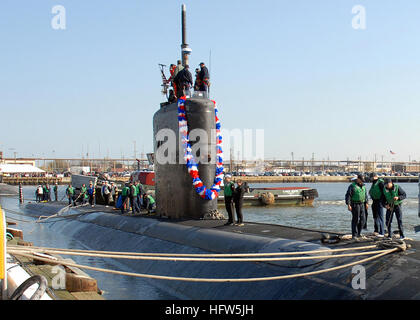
[1, 177, 66, 186]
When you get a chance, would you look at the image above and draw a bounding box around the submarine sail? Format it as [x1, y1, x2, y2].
[153, 5, 220, 219]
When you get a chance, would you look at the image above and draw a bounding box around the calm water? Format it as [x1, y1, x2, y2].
[1, 183, 419, 299]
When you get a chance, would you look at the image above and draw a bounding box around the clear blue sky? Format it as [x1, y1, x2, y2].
[1, 0, 420, 162]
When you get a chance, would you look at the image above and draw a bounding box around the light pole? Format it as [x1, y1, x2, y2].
[52, 150, 55, 172]
[291, 152, 294, 170]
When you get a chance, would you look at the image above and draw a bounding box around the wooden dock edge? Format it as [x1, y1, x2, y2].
[7, 236, 104, 300]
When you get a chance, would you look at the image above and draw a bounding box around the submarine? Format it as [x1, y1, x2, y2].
[13, 4, 420, 300]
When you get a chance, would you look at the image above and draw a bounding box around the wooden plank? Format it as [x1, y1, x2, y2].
[6, 228, 23, 239]
[65, 273, 97, 292]
[24, 264, 75, 300]
[17, 240, 33, 247]
[10, 249, 104, 300]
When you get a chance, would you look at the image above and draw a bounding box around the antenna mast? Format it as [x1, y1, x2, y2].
[181, 4, 192, 66]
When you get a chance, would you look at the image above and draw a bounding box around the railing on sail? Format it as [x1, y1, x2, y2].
[158, 64, 170, 97]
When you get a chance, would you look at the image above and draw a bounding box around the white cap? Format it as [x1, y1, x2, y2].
[225, 174, 232, 179]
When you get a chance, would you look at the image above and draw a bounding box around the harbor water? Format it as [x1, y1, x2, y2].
[1, 183, 419, 299]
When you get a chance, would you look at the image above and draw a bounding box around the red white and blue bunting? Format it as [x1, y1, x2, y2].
[177, 96, 224, 200]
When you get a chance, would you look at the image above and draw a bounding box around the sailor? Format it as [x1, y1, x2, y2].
[233, 179, 246, 226]
[110, 182, 117, 206]
[80, 184, 88, 205]
[382, 178, 406, 239]
[129, 182, 140, 214]
[194, 68, 201, 91]
[87, 181, 96, 207]
[168, 64, 177, 97]
[173, 60, 184, 78]
[168, 89, 177, 103]
[198, 62, 210, 93]
[101, 181, 111, 207]
[368, 173, 385, 236]
[41, 184, 46, 201]
[345, 174, 368, 239]
[45, 184, 51, 202]
[120, 183, 130, 214]
[223, 174, 235, 226]
[134, 181, 143, 211]
[42, 184, 48, 201]
[144, 193, 156, 213]
[168, 63, 176, 81]
[53, 182, 58, 202]
[66, 184, 75, 206]
[174, 64, 193, 98]
[35, 185, 43, 203]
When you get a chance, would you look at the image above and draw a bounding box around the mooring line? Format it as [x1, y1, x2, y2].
[7, 247, 392, 262]
[7, 248, 398, 282]
[7, 243, 379, 258]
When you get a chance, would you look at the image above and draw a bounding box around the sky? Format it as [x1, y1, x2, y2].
[1, 0, 420, 162]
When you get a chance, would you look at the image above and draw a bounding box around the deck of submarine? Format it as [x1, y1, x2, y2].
[30, 201, 418, 248]
[19, 201, 420, 299]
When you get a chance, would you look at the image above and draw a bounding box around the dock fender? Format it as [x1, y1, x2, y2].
[9, 275, 48, 300]
[258, 239, 332, 268]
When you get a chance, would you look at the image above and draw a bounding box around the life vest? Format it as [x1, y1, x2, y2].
[224, 182, 234, 197]
[136, 184, 142, 195]
[148, 195, 155, 205]
[384, 185, 402, 206]
[81, 186, 88, 198]
[67, 187, 74, 195]
[351, 182, 366, 203]
[121, 186, 129, 197]
[369, 178, 384, 200]
[131, 185, 138, 197]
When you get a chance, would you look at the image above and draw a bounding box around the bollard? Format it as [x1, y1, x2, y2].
[19, 182, 24, 204]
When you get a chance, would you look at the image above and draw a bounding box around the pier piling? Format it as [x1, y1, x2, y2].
[18, 183, 23, 204]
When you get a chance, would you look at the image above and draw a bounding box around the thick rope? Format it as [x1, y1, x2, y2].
[7, 244, 379, 257]
[8, 248, 398, 282]
[7, 247, 390, 262]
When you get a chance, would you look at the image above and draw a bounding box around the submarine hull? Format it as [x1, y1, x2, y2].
[20, 202, 420, 300]
[153, 98, 217, 219]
